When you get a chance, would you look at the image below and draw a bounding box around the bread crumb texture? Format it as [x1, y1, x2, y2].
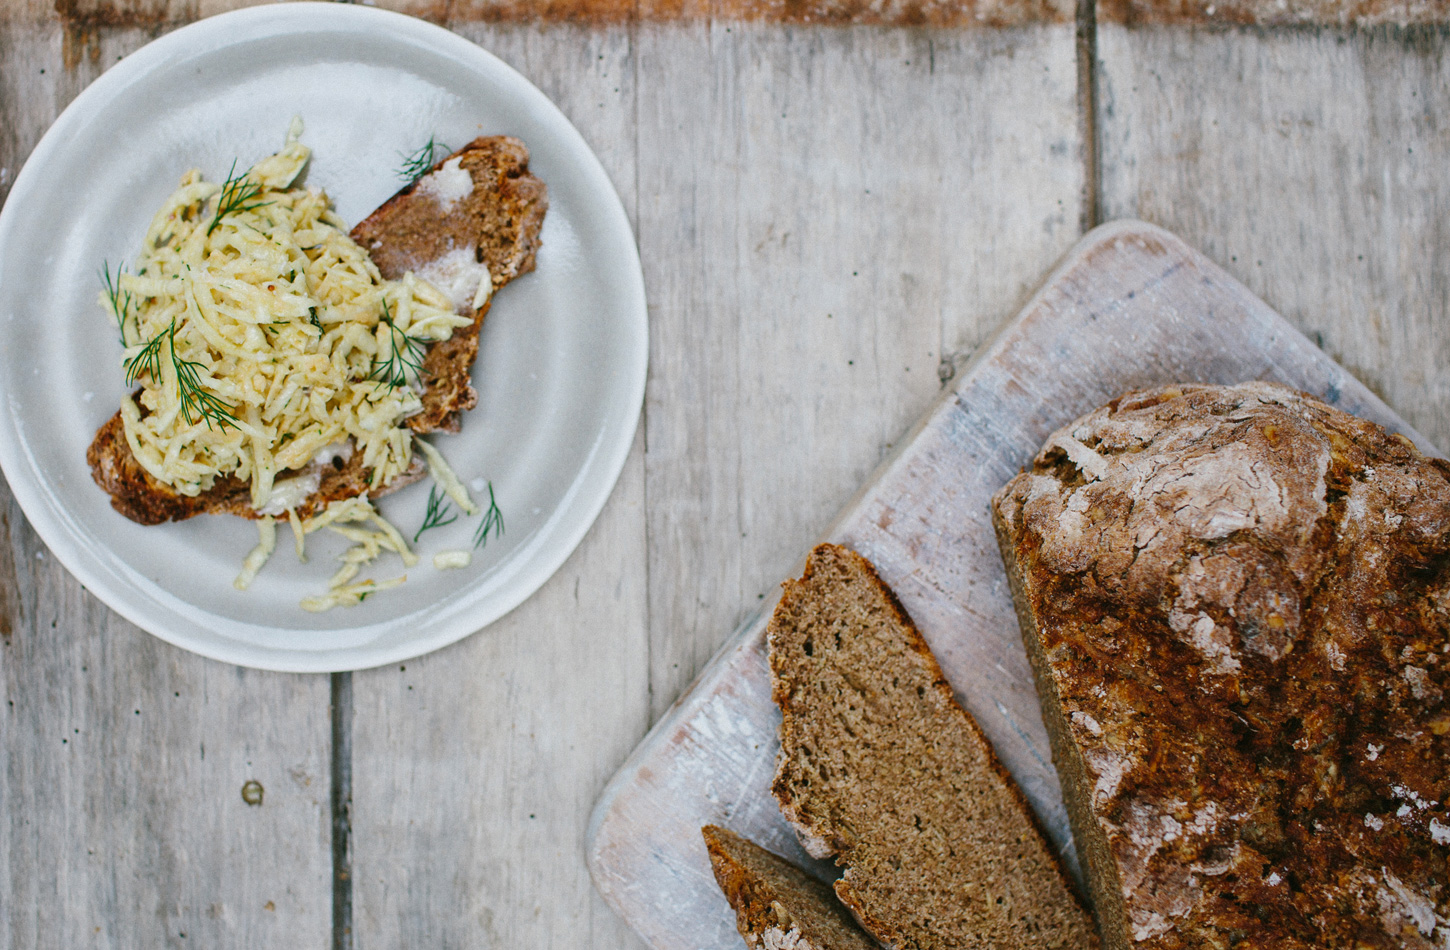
[702, 825, 877, 950]
[993, 381, 1450, 949]
[768, 544, 1099, 950]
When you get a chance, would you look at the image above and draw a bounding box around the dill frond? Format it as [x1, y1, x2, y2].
[100, 260, 135, 346]
[472, 482, 504, 551]
[413, 485, 459, 543]
[124, 321, 167, 386]
[207, 160, 269, 237]
[368, 299, 426, 390]
[397, 136, 450, 185]
[171, 331, 238, 431]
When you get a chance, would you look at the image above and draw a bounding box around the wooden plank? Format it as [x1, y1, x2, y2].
[1098, 0, 1450, 26]
[0, 25, 334, 948]
[19, 0, 1074, 29]
[345, 23, 651, 950]
[346, 19, 1082, 947]
[637, 20, 1085, 725]
[1096, 23, 1450, 453]
[587, 220, 1435, 950]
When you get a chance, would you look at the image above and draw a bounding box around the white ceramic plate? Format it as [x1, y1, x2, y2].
[0, 3, 647, 672]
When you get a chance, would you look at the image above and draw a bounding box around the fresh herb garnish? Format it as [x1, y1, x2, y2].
[413, 485, 459, 543]
[123, 320, 237, 430]
[368, 299, 426, 390]
[100, 260, 135, 346]
[397, 136, 450, 185]
[472, 482, 504, 550]
[172, 337, 236, 430]
[207, 160, 269, 237]
[124, 321, 167, 386]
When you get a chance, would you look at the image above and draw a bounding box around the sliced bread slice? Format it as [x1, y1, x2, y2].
[702, 824, 879, 950]
[768, 543, 1099, 950]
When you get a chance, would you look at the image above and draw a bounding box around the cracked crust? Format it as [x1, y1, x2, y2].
[992, 381, 1450, 950]
[86, 136, 546, 524]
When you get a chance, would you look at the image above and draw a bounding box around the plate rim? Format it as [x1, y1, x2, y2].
[0, 2, 648, 672]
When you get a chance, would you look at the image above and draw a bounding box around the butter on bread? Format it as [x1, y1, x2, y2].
[87, 136, 547, 525]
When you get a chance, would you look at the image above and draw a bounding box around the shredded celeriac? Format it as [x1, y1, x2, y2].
[103, 122, 472, 512]
[293, 496, 418, 612]
[234, 516, 277, 590]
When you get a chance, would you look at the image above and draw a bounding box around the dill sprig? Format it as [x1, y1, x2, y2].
[368, 299, 426, 390]
[207, 160, 269, 237]
[124, 321, 167, 386]
[413, 485, 459, 543]
[100, 260, 135, 346]
[397, 136, 451, 185]
[172, 335, 237, 430]
[123, 320, 237, 430]
[472, 482, 504, 550]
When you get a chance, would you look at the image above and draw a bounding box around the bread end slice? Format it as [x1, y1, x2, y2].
[702, 825, 879, 950]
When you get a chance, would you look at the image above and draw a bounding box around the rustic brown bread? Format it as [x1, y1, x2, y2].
[768, 543, 1099, 950]
[702, 825, 880, 950]
[992, 381, 1450, 950]
[352, 135, 548, 434]
[87, 136, 546, 525]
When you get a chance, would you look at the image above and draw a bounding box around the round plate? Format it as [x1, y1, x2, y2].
[0, 4, 647, 672]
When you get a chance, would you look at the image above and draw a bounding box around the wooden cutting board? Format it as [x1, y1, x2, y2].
[584, 220, 1437, 950]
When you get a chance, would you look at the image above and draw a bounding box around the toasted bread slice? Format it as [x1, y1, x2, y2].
[87, 136, 547, 525]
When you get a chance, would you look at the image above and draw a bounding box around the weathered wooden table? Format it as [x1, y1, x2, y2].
[2, 0, 1446, 946]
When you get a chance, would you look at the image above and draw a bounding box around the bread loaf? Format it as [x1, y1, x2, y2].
[702, 824, 879, 950]
[768, 543, 1099, 950]
[992, 381, 1450, 949]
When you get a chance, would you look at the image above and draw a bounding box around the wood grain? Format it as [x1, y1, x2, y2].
[344, 23, 650, 950]
[637, 20, 1084, 724]
[0, 486, 333, 946]
[34, 0, 1073, 28]
[0, 23, 334, 949]
[1098, 0, 1450, 25]
[587, 220, 1436, 950]
[1097, 24, 1450, 452]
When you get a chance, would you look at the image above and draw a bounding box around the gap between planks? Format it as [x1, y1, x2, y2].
[332, 671, 354, 950]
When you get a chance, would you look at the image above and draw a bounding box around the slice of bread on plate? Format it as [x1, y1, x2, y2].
[87, 136, 547, 525]
[703, 824, 880, 950]
[768, 543, 1098, 950]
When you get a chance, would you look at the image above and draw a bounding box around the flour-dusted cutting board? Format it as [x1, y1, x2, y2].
[585, 220, 1438, 950]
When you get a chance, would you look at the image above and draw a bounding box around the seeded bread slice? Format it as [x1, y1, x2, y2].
[87, 136, 546, 525]
[703, 825, 880, 950]
[768, 543, 1099, 950]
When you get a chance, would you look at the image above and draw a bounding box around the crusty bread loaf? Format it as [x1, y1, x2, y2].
[702, 825, 880, 950]
[87, 136, 546, 525]
[768, 543, 1099, 950]
[992, 381, 1450, 950]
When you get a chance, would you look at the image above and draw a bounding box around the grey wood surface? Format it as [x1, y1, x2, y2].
[585, 219, 1436, 950]
[1, 7, 1448, 950]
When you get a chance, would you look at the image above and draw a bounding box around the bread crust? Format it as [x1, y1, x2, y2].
[702, 825, 880, 950]
[87, 136, 546, 524]
[992, 381, 1450, 950]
